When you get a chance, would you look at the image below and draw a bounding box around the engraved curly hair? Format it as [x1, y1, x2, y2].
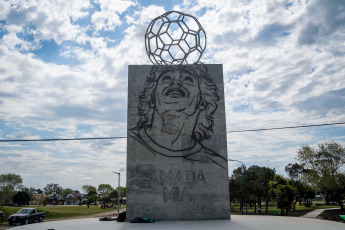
[137, 64, 220, 142]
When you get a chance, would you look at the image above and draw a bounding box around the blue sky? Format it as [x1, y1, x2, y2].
[0, 0, 345, 191]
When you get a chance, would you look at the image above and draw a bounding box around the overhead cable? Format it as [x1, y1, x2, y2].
[0, 121, 344, 142]
[226, 121, 345, 133]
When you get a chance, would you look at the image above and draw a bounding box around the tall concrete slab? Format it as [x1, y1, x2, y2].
[127, 64, 229, 221]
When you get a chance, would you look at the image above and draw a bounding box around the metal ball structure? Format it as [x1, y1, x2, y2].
[145, 11, 207, 65]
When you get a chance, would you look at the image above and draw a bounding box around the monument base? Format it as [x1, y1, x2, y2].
[126, 65, 230, 221]
[13, 216, 345, 230]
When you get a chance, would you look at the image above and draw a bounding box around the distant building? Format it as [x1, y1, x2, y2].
[314, 194, 325, 202]
[45, 192, 82, 205]
[45, 193, 65, 205]
[64, 193, 80, 205]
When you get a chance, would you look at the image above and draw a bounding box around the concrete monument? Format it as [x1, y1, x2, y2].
[126, 11, 230, 221]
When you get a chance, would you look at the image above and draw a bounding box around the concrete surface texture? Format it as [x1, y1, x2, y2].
[12, 216, 345, 230]
[127, 65, 230, 221]
[301, 208, 340, 218]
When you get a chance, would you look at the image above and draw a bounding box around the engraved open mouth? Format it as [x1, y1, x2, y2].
[166, 88, 186, 98]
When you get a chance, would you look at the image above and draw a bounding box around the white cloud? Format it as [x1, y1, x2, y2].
[5, 130, 40, 140]
[126, 5, 165, 25]
[91, 0, 136, 31]
[0, 44, 127, 132]
[91, 10, 122, 31]
[297, 0, 345, 46]
[0, 24, 39, 51]
[0, 137, 127, 189]
[95, 0, 136, 14]
[0, 0, 11, 19]
[1, 0, 90, 45]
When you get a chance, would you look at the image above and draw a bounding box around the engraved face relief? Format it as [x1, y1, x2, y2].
[155, 70, 201, 117]
[130, 65, 227, 169]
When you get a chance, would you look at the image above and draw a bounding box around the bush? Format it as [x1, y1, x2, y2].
[304, 202, 313, 207]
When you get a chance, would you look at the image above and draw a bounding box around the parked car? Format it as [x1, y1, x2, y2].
[8, 208, 46, 226]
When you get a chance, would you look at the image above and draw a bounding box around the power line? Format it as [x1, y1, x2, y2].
[226, 121, 345, 133]
[0, 137, 126, 143]
[0, 121, 344, 142]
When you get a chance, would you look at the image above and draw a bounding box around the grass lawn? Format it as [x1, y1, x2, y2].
[0, 205, 125, 225]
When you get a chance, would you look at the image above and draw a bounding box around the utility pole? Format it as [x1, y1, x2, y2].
[112, 171, 121, 216]
[228, 159, 247, 215]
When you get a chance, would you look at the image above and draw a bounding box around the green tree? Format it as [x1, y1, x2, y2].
[82, 185, 97, 194]
[297, 141, 345, 204]
[121, 187, 126, 198]
[109, 190, 118, 199]
[229, 177, 241, 206]
[246, 166, 275, 214]
[17, 185, 28, 192]
[61, 188, 74, 196]
[109, 187, 126, 205]
[269, 175, 296, 216]
[290, 180, 315, 208]
[43, 183, 63, 195]
[87, 191, 98, 206]
[98, 184, 113, 197]
[13, 191, 30, 206]
[327, 173, 345, 205]
[98, 184, 114, 208]
[285, 163, 316, 208]
[0, 173, 23, 205]
[229, 167, 244, 209]
[285, 163, 306, 181]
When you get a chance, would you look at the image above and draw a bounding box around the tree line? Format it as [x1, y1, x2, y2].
[229, 141, 345, 215]
[0, 176, 125, 208]
[81, 184, 126, 208]
[1, 140, 344, 212]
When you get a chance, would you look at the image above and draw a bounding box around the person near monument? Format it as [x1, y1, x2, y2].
[257, 207, 261, 215]
[0, 210, 4, 225]
[130, 64, 227, 169]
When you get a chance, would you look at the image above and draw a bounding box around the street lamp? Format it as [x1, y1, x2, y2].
[112, 171, 121, 216]
[228, 159, 247, 215]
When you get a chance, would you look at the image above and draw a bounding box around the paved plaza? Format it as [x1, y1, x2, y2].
[11, 215, 344, 230]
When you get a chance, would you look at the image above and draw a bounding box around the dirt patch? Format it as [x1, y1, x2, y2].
[0, 224, 12, 230]
[231, 209, 314, 217]
[316, 209, 345, 224]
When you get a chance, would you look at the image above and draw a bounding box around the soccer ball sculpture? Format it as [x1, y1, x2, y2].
[145, 11, 207, 65]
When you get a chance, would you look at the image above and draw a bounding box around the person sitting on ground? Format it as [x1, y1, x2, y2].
[257, 207, 261, 215]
